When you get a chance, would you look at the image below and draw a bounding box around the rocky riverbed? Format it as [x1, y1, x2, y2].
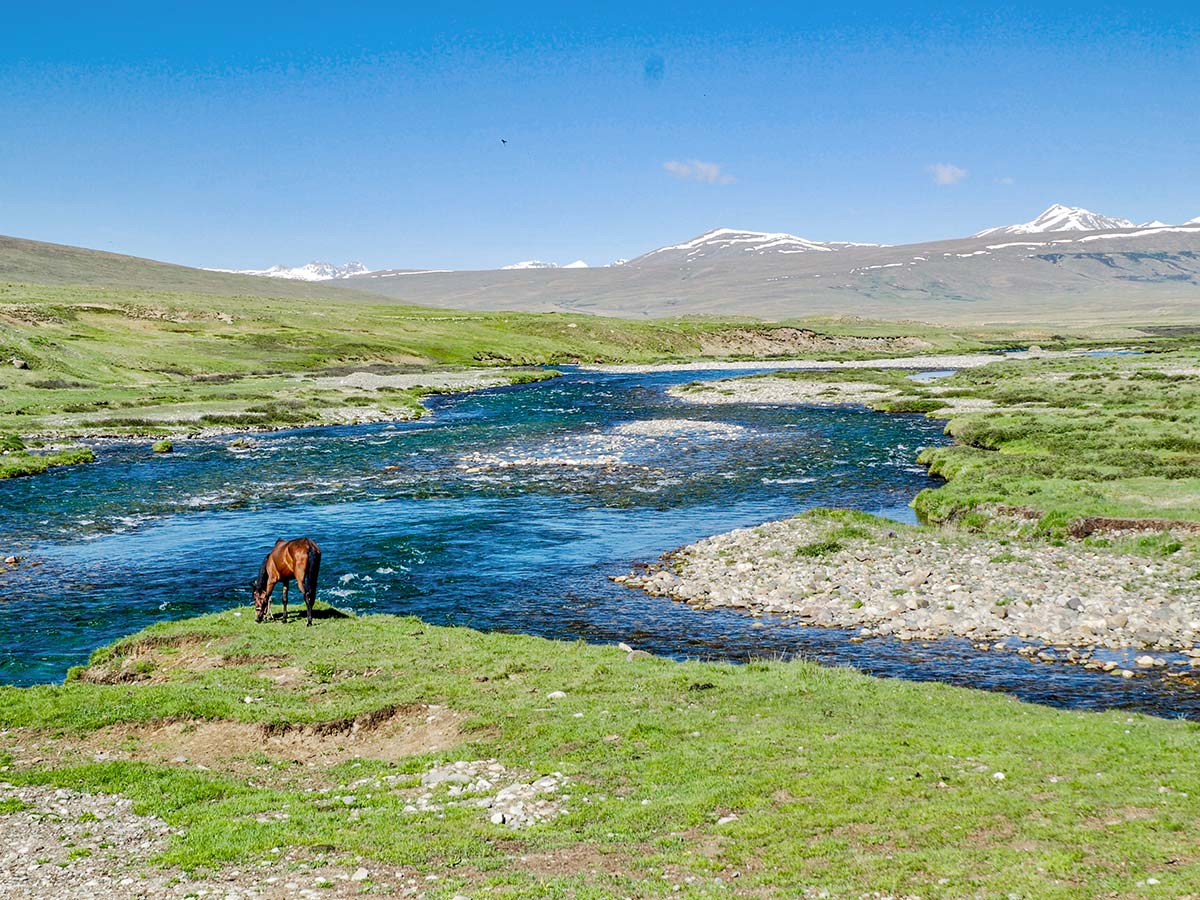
[0, 782, 434, 899]
[667, 372, 996, 413]
[614, 513, 1200, 675]
[0, 757, 568, 898]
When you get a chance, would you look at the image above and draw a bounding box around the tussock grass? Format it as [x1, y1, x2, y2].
[912, 351, 1200, 535]
[0, 445, 94, 478]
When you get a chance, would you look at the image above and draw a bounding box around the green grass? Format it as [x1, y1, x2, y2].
[794, 538, 844, 557]
[0, 445, 95, 478]
[4, 610, 1200, 898]
[909, 351, 1200, 535]
[729, 350, 1200, 538]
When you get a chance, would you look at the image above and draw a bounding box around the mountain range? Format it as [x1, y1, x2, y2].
[3, 204, 1199, 326]
[218, 205, 1200, 283]
[337, 204, 1200, 324]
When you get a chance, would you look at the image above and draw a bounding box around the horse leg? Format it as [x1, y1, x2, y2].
[281, 581, 289, 624]
[297, 573, 313, 627]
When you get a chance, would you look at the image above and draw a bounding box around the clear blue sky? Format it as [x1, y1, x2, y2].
[2, 2, 1198, 270]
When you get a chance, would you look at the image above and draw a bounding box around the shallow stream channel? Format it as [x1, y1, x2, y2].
[1, 367, 1196, 717]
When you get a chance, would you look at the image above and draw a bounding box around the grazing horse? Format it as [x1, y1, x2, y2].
[251, 538, 321, 626]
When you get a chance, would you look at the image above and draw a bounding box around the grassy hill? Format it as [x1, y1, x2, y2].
[0, 234, 379, 300]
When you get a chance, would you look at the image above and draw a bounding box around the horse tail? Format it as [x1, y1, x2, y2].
[305, 543, 321, 603]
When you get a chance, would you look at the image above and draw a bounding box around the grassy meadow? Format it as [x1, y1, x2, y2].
[0, 282, 1000, 454]
[3, 610, 1200, 899]
[909, 351, 1200, 535]
[720, 346, 1200, 542]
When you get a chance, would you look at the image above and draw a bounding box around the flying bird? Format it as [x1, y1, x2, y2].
[501, 138, 508, 145]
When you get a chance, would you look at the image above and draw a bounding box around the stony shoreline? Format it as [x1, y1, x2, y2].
[668, 372, 997, 414]
[614, 512, 1200, 676]
[0, 782, 430, 899]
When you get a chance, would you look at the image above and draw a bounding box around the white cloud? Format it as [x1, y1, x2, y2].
[995, 176, 1016, 186]
[664, 159, 735, 185]
[927, 162, 968, 186]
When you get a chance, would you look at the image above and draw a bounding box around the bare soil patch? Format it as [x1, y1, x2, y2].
[79, 704, 467, 769]
[514, 842, 631, 878]
[75, 634, 224, 684]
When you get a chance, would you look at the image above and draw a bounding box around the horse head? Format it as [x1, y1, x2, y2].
[251, 578, 269, 622]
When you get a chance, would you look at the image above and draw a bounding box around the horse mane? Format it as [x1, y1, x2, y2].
[253, 558, 270, 594]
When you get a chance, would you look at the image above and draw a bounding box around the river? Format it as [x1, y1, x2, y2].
[1, 368, 1195, 717]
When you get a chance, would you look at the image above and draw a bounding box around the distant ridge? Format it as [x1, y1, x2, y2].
[343, 212, 1200, 324]
[634, 227, 881, 263]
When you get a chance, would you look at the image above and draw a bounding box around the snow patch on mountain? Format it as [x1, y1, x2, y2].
[209, 261, 371, 281]
[974, 204, 1135, 237]
[503, 260, 557, 270]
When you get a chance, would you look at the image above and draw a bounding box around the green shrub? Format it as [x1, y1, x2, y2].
[795, 539, 844, 558]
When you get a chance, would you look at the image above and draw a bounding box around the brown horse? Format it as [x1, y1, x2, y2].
[251, 538, 321, 626]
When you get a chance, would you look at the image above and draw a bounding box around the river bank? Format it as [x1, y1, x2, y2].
[616, 509, 1200, 672]
[638, 346, 1200, 667]
[4, 609, 1200, 898]
[0, 367, 560, 480]
[582, 350, 1020, 374]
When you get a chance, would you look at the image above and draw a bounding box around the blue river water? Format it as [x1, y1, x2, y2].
[0, 368, 1195, 717]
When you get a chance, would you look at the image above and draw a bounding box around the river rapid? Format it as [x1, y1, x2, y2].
[1, 368, 1195, 717]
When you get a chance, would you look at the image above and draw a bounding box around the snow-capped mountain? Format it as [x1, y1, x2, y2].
[974, 204, 1136, 237]
[636, 228, 878, 264]
[502, 259, 589, 270]
[206, 207, 1200, 284]
[210, 261, 371, 281]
